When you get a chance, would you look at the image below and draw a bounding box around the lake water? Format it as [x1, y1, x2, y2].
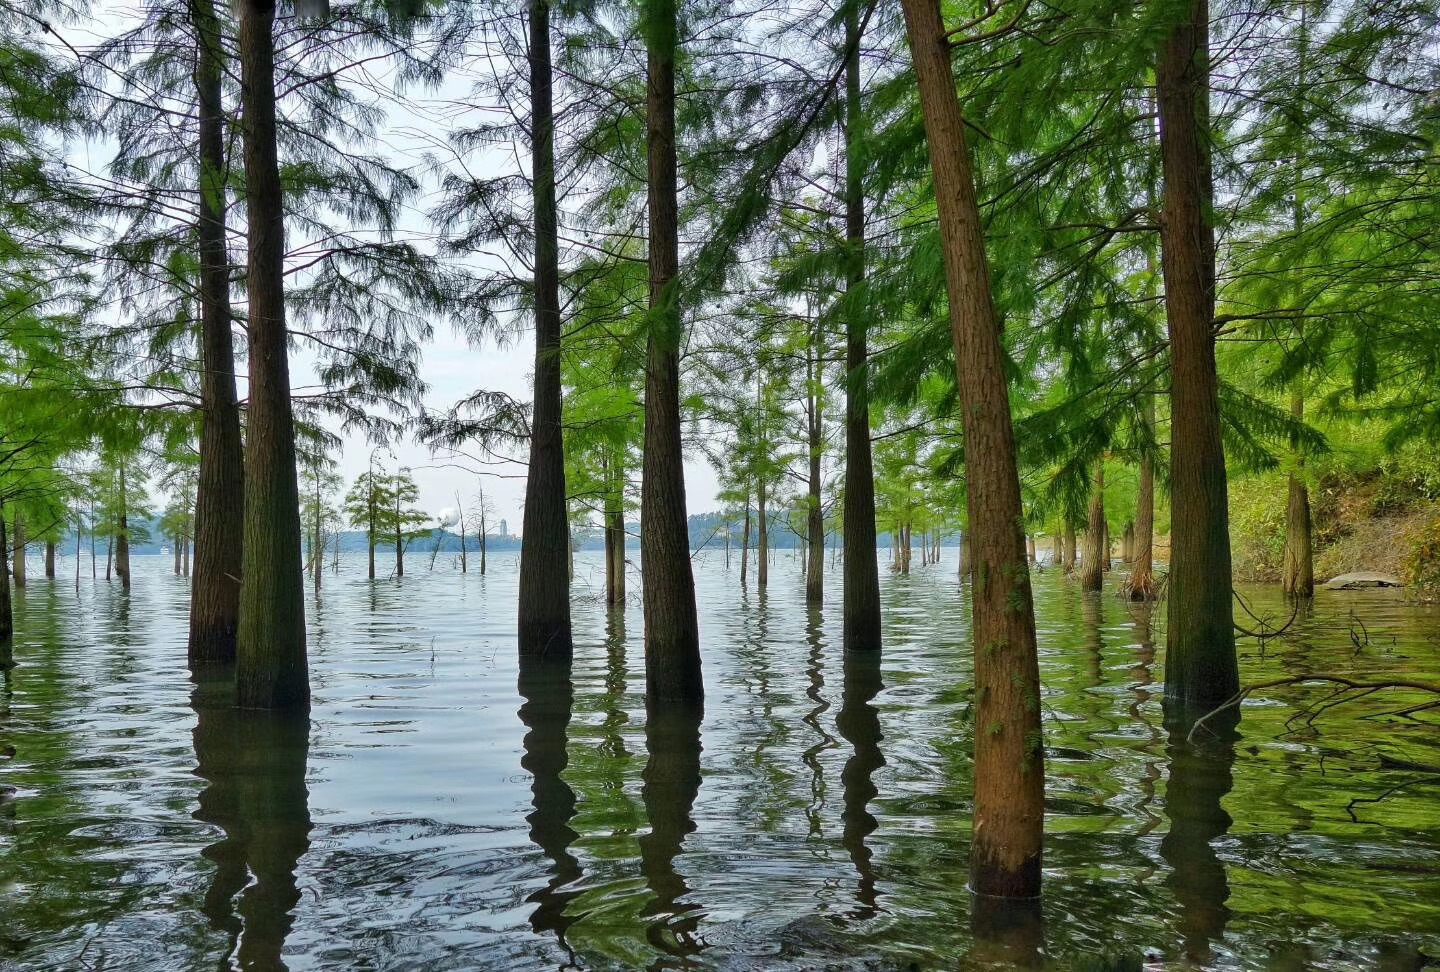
[2, 549, 1439, 970]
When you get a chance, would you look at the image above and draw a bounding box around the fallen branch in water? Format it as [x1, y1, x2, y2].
[1188, 674, 1440, 742]
[1232, 588, 1300, 641]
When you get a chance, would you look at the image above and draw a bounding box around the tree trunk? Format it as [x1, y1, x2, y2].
[740, 495, 751, 590]
[1080, 462, 1106, 592]
[234, 0, 309, 711]
[183, 537, 191, 579]
[188, 0, 246, 666]
[518, 0, 574, 658]
[959, 530, 972, 581]
[0, 505, 12, 644]
[805, 317, 824, 604]
[106, 533, 113, 581]
[44, 540, 55, 579]
[457, 492, 468, 573]
[1063, 522, 1076, 573]
[1127, 395, 1158, 600]
[1281, 395, 1314, 599]
[901, 0, 1043, 897]
[1121, 521, 1136, 563]
[367, 483, 377, 580]
[116, 469, 131, 593]
[1025, 535, 1036, 566]
[1157, 0, 1237, 713]
[841, 0, 881, 651]
[394, 494, 404, 578]
[639, 0, 702, 705]
[1051, 532, 1061, 567]
[11, 513, 24, 588]
[757, 475, 769, 590]
[175, 534, 183, 575]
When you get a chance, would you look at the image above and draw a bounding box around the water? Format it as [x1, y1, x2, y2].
[3, 551, 1439, 970]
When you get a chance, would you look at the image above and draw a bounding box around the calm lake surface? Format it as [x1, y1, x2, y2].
[3, 549, 1439, 970]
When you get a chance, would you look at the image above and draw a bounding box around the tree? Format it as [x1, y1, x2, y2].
[300, 449, 342, 591]
[187, 0, 247, 667]
[517, 0, 573, 659]
[899, 0, 1043, 898]
[840, 0, 880, 651]
[639, 0, 701, 705]
[234, 0, 308, 710]
[1157, 0, 1237, 714]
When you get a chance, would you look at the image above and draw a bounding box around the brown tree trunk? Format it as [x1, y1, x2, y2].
[115, 470, 131, 593]
[183, 537, 191, 579]
[1121, 521, 1136, 563]
[0, 505, 12, 643]
[842, 0, 881, 651]
[805, 317, 824, 604]
[11, 513, 24, 588]
[44, 540, 55, 579]
[1080, 462, 1106, 592]
[175, 534, 183, 575]
[518, 0, 573, 658]
[1025, 535, 1037, 566]
[1280, 388, 1314, 598]
[640, 0, 702, 704]
[188, 0, 246, 666]
[1063, 522, 1077, 573]
[1157, 0, 1237, 713]
[757, 475, 769, 590]
[394, 494, 404, 578]
[740, 494, 751, 590]
[1127, 397, 1158, 600]
[234, 0, 308, 710]
[959, 530, 972, 581]
[901, 0, 1043, 897]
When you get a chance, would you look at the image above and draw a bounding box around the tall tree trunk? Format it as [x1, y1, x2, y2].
[1127, 395, 1158, 600]
[1051, 532, 1061, 567]
[1280, 4, 1314, 602]
[841, 0, 881, 651]
[175, 534, 183, 575]
[0, 505, 11, 643]
[640, 0, 702, 704]
[1025, 535, 1036, 566]
[394, 494, 404, 578]
[116, 469, 131, 593]
[1121, 521, 1136, 563]
[1157, 0, 1236, 713]
[367, 489, 376, 580]
[183, 537, 191, 579]
[805, 317, 824, 604]
[11, 513, 24, 588]
[44, 540, 55, 579]
[900, 0, 1043, 897]
[235, 0, 308, 711]
[188, 0, 246, 665]
[518, 0, 573, 658]
[1063, 522, 1076, 573]
[959, 529, 972, 581]
[740, 494, 751, 590]
[457, 492, 468, 573]
[1281, 386, 1314, 598]
[757, 476, 769, 590]
[311, 477, 323, 593]
[106, 533, 113, 581]
[1080, 462, 1106, 592]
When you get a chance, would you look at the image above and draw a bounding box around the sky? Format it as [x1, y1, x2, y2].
[58, 2, 724, 532]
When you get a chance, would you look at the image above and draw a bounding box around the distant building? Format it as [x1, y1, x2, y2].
[499, 518, 508, 538]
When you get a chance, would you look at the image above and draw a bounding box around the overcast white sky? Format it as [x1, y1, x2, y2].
[58, 3, 723, 530]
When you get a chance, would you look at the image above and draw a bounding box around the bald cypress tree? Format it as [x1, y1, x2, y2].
[234, 0, 309, 710]
[899, 0, 1043, 898]
[517, 0, 573, 659]
[640, 0, 702, 705]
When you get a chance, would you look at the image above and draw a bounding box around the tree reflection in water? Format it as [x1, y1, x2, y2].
[517, 654, 581, 960]
[639, 701, 704, 966]
[836, 649, 883, 919]
[191, 669, 312, 971]
[1161, 708, 1238, 965]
